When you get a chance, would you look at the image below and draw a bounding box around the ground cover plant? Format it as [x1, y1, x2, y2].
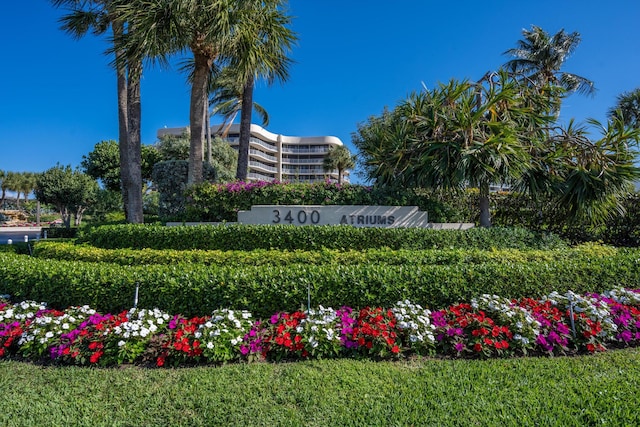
[1, 287, 638, 367]
[0, 348, 637, 426]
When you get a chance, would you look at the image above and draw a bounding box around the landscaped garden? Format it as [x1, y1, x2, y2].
[2, 222, 640, 425]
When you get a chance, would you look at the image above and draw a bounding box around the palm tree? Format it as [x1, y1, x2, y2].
[323, 145, 356, 184]
[354, 71, 552, 227]
[2, 172, 21, 210]
[608, 88, 640, 129]
[503, 25, 595, 114]
[52, 0, 144, 223]
[14, 172, 38, 210]
[209, 67, 270, 138]
[223, 0, 296, 181]
[548, 118, 640, 224]
[0, 170, 6, 209]
[116, 0, 236, 185]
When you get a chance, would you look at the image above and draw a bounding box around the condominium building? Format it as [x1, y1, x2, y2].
[157, 124, 349, 183]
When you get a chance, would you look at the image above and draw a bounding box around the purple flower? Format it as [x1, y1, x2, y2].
[617, 330, 633, 342]
[454, 342, 465, 352]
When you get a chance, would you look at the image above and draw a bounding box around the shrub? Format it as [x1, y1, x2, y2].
[183, 181, 474, 223]
[81, 224, 567, 251]
[33, 241, 615, 268]
[2, 250, 638, 319]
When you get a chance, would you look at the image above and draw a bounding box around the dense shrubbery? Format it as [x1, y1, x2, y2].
[80, 224, 567, 251]
[491, 192, 640, 247]
[33, 240, 616, 267]
[2, 249, 639, 318]
[183, 180, 473, 223]
[174, 180, 640, 246]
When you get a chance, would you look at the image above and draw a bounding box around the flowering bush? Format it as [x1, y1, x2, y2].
[516, 297, 572, 355]
[471, 294, 540, 355]
[152, 315, 207, 367]
[543, 290, 616, 353]
[433, 303, 514, 358]
[264, 307, 350, 360]
[1, 288, 639, 367]
[391, 300, 435, 356]
[351, 307, 402, 359]
[199, 309, 254, 363]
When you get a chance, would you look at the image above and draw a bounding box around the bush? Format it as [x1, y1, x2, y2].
[81, 224, 567, 251]
[42, 227, 78, 239]
[33, 241, 612, 268]
[183, 181, 474, 223]
[2, 250, 637, 319]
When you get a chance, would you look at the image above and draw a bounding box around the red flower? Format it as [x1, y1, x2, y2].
[473, 343, 483, 352]
[391, 345, 400, 354]
[89, 350, 103, 364]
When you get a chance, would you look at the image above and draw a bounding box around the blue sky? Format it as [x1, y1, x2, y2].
[1, 0, 639, 182]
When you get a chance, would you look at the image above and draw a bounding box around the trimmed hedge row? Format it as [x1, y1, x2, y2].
[33, 241, 617, 267]
[182, 181, 474, 223]
[81, 224, 568, 251]
[2, 251, 638, 318]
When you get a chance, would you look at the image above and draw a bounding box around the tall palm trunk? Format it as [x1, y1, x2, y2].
[113, 20, 130, 220]
[124, 56, 144, 223]
[478, 181, 492, 227]
[236, 75, 255, 181]
[188, 51, 212, 184]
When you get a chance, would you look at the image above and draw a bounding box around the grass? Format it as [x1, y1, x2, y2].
[1, 348, 639, 426]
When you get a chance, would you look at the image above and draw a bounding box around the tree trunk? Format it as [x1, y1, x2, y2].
[74, 206, 87, 227]
[60, 205, 71, 229]
[478, 182, 492, 227]
[204, 91, 212, 164]
[236, 75, 255, 181]
[188, 52, 212, 184]
[114, 20, 129, 220]
[125, 58, 144, 223]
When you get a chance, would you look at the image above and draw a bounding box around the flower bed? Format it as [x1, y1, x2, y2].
[1, 288, 639, 367]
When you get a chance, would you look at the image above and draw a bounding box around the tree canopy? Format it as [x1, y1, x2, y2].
[35, 165, 99, 227]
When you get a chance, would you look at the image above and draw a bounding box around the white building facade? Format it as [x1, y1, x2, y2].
[157, 124, 349, 183]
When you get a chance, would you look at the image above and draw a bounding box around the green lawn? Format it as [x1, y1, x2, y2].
[2, 348, 639, 426]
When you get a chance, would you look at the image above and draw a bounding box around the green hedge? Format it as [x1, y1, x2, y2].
[2, 251, 638, 318]
[183, 181, 474, 223]
[81, 224, 567, 251]
[33, 241, 615, 267]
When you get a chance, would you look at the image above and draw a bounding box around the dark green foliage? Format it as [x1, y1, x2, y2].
[151, 160, 217, 220]
[35, 165, 99, 228]
[42, 227, 79, 239]
[1, 249, 638, 318]
[81, 224, 566, 251]
[36, 241, 605, 267]
[184, 181, 474, 223]
[81, 140, 159, 191]
[491, 192, 640, 247]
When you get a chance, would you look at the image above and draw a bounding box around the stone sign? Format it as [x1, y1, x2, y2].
[238, 205, 431, 228]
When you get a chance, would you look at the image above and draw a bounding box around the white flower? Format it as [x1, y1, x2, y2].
[207, 342, 214, 349]
[118, 340, 126, 347]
